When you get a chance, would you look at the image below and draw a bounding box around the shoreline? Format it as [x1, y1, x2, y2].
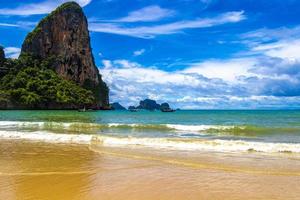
[0, 139, 300, 200]
[1, 130, 300, 154]
[1, 137, 300, 175]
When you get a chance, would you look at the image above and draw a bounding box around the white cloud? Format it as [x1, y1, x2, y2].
[242, 25, 300, 60]
[251, 39, 300, 60]
[100, 55, 300, 109]
[101, 59, 206, 86]
[115, 5, 175, 22]
[0, 0, 92, 16]
[175, 95, 300, 109]
[90, 11, 245, 38]
[76, 0, 92, 6]
[4, 47, 21, 58]
[183, 58, 256, 82]
[133, 49, 145, 56]
[0, 21, 37, 29]
[242, 26, 300, 43]
[100, 59, 240, 108]
[0, 23, 19, 27]
[103, 59, 142, 69]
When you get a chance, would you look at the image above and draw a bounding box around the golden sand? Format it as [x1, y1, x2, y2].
[0, 140, 300, 200]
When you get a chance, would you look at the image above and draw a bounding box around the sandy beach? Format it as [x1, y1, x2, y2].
[1, 139, 300, 200]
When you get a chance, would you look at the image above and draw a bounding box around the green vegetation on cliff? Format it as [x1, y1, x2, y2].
[0, 54, 95, 109]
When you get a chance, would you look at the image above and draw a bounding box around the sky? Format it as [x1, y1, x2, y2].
[1, 0, 300, 109]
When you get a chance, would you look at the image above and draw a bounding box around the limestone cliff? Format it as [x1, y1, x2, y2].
[0, 46, 7, 77]
[21, 2, 109, 109]
[0, 46, 4, 66]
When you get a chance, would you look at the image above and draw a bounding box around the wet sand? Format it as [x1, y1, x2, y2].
[0, 140, 300, 200]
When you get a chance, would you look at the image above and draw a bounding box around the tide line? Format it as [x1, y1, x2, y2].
[91, 148, 300, 177]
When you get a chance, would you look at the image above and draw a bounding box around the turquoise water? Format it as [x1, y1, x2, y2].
[1, 110, 300, 144]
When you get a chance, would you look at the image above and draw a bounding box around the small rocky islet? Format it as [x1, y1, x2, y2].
[112, 99, 175, 112]
[110, 102, 126, 110]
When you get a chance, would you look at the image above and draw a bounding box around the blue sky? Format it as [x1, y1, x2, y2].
[1, 0, 300, 109]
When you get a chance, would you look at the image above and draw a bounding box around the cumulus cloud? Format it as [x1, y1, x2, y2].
[248, 57, 300, 77]
[99, 52, 300, 109]
[0, 0, 92, 16]
[174, 95, 300, 109]
[232, 25, 300, 100]
[4, 47, 21, 58]
[101, 59, 231, 107]
[183, 58, 256, 82]
[90, 11, 245, 38]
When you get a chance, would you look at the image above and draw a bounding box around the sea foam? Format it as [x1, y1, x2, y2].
[0, 121, 238, 132]
[96, 136, 300, 153]
[1, 130, 300, 154]
[0, 130, 92, 144]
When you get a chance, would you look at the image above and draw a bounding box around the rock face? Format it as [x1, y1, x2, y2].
[0, 46, 4, 66]
[21, 2, 109, 108]
[0, 46, 8, 77]
[111, 102, 126, 110]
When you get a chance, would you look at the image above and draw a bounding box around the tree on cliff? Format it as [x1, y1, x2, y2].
[0, 54, 95, 109]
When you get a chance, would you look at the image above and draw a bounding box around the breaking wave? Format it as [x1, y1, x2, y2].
[1, 130, 300, 154]
[1, 121, 299, 137]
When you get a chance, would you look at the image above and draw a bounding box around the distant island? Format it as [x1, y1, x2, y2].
[0, 2, 109, 110]
[110, 102, 126, 110]
[111, 99, 175, 112]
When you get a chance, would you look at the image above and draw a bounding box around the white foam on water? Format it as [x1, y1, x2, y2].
[0, 121, 72, 128]
[1, 121, 300, 154]
[95, 136, 300, 154]
[0, 129, 300, 153]
[0, 121, 237, 132]
[0, 130, 92, 144]
[0, 121, 42, 127]
[107, 123, 236, 131]
[165, 124, 235, 132]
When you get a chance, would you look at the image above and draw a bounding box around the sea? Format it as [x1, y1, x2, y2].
[1, 110, 300, 153]
[1, 110, 300, 199]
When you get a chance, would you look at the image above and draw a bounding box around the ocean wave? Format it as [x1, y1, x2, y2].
[1, 130, 300, 153]
[0, 121, 232, 133]
[0, 121, 300, 137]
[165, 124, 235, 131]
[0, 120, 247, 130]
[0, 130, 92, 144]
[95, 136, 300, 153]
[0, 121, 232, 129]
